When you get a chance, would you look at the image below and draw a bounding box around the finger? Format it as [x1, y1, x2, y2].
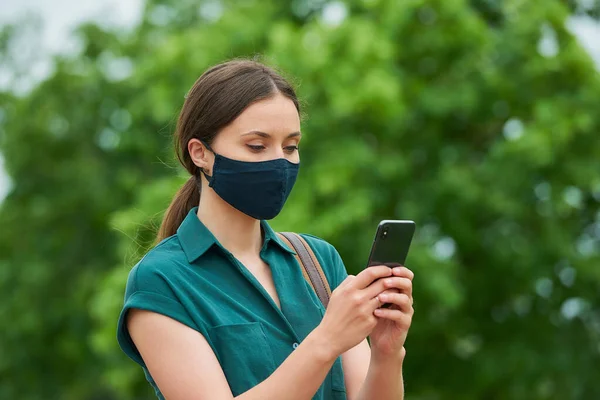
[391, 266, 414, 280]
[377, 292, 413, 312]
[351, 266, 393, 290]
[337, 274, 356, 288]
[367, 294, 383, 311]
[384, 277, 412, 297]
[366, 277, 412, 299]
[373, 307, 413, 327]
[378, 288, 401, 296]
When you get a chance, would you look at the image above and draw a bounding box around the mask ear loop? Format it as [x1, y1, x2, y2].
[200, 140, 214, 153]
[198, 140, 214, 179]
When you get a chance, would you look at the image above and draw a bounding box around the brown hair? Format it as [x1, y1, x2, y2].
[156, 59, 300, 242]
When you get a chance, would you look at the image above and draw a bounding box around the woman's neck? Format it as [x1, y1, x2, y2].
[196, 185, 263, 257]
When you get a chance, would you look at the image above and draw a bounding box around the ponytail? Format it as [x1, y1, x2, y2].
[156, 176, 201, 243]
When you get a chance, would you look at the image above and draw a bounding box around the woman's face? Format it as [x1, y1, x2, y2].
[190, 93, 301, 172]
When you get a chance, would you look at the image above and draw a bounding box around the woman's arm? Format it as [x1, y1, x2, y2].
[341, 339, 405, 400]
[342, 266, 414, 400]
[353, 348, 405, 400]
[341, 339, 371, 399]
[128, 309, 338, 400]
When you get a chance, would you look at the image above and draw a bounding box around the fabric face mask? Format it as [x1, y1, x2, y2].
[201, 142, 300, 220]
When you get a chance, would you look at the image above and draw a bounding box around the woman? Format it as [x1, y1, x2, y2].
[117, 59, 414, 400]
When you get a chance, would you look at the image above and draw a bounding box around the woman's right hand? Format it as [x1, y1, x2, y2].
[314, 266, 404, 357]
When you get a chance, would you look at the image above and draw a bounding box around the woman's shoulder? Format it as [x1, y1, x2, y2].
[296, 233, 348, 289]
[126, 235, 188, 288]
[297, 233, 337, 253]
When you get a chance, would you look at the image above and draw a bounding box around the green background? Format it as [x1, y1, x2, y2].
[1, 0, 599, 398]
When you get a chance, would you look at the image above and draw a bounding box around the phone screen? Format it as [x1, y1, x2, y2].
[367, 220, 416, 268]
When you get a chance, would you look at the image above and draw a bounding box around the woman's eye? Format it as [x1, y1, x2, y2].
[284, 145, 299, 153]
[247, 144, 266, 151]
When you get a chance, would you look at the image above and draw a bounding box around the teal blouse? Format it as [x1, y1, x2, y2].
[117, 207, 349, 399]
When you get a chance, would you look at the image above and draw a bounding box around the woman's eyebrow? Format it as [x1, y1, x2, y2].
[241, 130, 302, 138]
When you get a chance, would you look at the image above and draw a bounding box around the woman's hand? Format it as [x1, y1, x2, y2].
[368, 266, 414, 359]
[314, 266, 410, 358]
[314, 266, 390, 357]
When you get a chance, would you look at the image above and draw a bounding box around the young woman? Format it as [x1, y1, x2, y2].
[117, 59, 414, 400]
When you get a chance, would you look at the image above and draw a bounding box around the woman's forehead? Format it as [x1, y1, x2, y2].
[221, 94, 301, 139]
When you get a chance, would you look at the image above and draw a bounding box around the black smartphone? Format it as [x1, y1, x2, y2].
[367, 220, 416, 308]
[367, 220, 416, 268]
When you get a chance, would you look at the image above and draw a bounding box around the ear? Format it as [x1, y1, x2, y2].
[188, 138, 213, 175]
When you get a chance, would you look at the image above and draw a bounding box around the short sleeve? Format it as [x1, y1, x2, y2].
[299, 234, 349, 292]
[116, 257, 197, 366]
[327, 244, 350, 290]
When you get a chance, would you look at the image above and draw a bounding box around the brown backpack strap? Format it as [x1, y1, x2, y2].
[276, 233, 314, 292]
[277, 232, 331, 308]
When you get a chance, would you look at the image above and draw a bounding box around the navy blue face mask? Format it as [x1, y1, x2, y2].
[200, 142, 300, 220]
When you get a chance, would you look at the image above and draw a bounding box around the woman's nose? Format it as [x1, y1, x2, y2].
[272, 147, 286, 159]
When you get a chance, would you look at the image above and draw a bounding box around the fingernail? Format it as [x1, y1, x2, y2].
[379, 294, 389, 302]
[393, 267, 402, 273]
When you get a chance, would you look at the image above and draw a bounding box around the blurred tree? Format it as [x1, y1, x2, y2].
[0, 0, 599, 399]
[564, 0, 600, 19]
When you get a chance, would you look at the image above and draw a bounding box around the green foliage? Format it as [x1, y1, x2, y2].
[0, 0, 599, 398]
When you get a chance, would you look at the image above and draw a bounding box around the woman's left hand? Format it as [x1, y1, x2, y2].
[368, 266, 414, 359]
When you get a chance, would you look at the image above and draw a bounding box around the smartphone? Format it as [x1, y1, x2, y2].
[367, 220, 416, 308]
[367, 220, 416, 268]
